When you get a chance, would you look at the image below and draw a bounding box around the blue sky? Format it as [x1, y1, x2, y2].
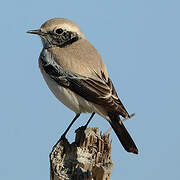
[0, 0, 180, 179]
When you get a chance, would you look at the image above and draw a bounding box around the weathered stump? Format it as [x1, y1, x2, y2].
[50, 127, 113, 180]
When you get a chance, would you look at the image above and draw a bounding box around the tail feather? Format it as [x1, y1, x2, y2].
[108, 113, 138, 154]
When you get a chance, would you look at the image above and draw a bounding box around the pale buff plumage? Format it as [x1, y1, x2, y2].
[38, 18, 115, 119]
[28, 18, 138, 154]
[39, 39, 110, 119]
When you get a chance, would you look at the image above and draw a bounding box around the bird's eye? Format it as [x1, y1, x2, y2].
[55, 28, 63, 34]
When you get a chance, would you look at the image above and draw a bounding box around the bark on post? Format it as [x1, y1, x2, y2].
[50, 127, 113, 180]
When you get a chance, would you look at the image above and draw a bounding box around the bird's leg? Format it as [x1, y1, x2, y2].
[84, 112, 95, 128]
[52, 114, 80, 156]
[60, 113, 80, 140]
[52, 114, 80, 154]
[75, 112, 95, 146]
[78, 112, 95, 131]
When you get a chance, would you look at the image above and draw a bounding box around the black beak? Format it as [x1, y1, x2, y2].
[26, 29, 42, 35]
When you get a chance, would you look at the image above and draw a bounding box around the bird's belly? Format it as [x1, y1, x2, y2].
[41, 71, 95, 114]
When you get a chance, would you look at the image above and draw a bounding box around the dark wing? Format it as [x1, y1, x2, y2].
[40, 49, 129, 118]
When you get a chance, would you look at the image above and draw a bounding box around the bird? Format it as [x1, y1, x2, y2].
[27, 18, 138, 154]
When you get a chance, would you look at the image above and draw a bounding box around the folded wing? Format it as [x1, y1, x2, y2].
[40, 49, 129, 118]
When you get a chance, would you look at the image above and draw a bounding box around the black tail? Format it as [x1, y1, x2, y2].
[108, 113, 138, 154]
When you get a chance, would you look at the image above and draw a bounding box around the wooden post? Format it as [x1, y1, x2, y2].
[50, 127, 113, 180]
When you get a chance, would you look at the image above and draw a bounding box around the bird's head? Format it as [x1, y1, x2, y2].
[27, 18, 85, 48]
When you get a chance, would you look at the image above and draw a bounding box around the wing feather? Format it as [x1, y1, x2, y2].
[40, 49, 129, 118]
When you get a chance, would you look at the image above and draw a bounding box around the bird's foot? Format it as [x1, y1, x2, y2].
[52, 133, 68, 151]
[75, 125, 87, 134]
[60, 133, 67, 141]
